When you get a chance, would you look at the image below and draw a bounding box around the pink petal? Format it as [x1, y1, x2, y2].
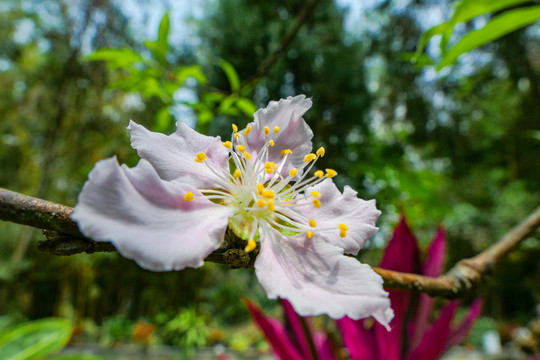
[336, 317, 378, 360]
[406, 301, 460, 360]
[241, 95, 313, 176]
[254, 227, 393, 328]
[128, 120, 229, 188]
[298, 179, 381, 255]
[409, 226, 447, 348]
[444, 299, 483, 352]
[244, 299, 304, 360]
[72, 157, 234, 271]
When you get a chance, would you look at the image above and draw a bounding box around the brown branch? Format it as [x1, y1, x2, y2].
[241, 0, 321, 91]
[1, 187, 539, 298]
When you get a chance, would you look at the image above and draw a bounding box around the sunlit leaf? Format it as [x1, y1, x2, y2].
[235, 97, 257, 117]
[438, 6, 540, 69]
[157, 12, 170, 57]
[85, 48, 143, 69]
[176, 65, 207, 85]
[0, 318, 71, 360]
[48, 355, 103, 360]
[219, 59, 241, 91]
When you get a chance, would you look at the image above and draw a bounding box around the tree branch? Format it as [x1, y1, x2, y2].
[1, 187, 539, 298]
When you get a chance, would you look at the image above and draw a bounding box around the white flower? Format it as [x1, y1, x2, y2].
[72, 95, 393, 327]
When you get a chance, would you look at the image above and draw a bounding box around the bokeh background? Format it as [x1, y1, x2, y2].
[0, 0, 539, 357]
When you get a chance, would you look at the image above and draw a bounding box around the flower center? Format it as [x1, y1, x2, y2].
[190, 124, 348, 252]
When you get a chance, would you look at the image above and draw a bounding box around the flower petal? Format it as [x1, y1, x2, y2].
[72, 157, 234, 271]
[241, 95, 313, 176]
[298, 179, 381, 255]
[128, 120, 229, 188]
[254, 226, 393, 328]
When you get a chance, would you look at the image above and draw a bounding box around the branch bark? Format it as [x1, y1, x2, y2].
[1, 187, 539, 298]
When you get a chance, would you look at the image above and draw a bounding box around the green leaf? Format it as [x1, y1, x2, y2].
[438, 6, 540, 69]
[157, 13, 170, 56]
[219, 60, 241, 92]
[235, 97, 257, 117]
[84, 48, 143, 69]
[153, 106, 172, 133]
[0, 318, 72, 360]
[176, 65, 207, 85]
[48, 355, 103, 360]
[418, 0, 531, 54]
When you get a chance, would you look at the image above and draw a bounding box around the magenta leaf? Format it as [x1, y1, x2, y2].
[445, 298, 483, 352]
[281, 299, 315, 359]
[244, 299, 304, 360]
[336, 317, 378, 360]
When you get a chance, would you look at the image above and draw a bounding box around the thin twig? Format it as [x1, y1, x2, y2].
[1, 187, 539, 298]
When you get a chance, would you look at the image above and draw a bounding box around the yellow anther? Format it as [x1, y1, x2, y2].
[269, 140, 275, 147]
[303, 153, 316, 162]
[257, 199, 266, 208]
[313, 199, 321, 208]
[257, 183, 265, 195]
[289, 168, 298, 177]
[311, 191, 322, 198]
[244, 152, 251, 160]
[233, 169, 242, 179]
[316, 147, 325, 157]
[270, 162, 276, 168]
[267, 199, 275, 211]
[309, 219, 317, 227]
[237, 145, 246, 153]
[340, 231, 347, 238]
[232, 124, 238, 132]
[307, 231, 314, 239]
[281, 149, 292, 155]
[338, 224, 349, 231]
[195, 152, 207, 163]
[314, 170, 324, 178]
[245, 239, 257, 253]
[274, 126, 280, 133]
[262, 189, 275, 199]
[265, 161, 272, 168]
[325, 168, 337, 178]
[265, 168, 274, 175]
[264, 126, 270, 135]
[223, 141, 232, 149]
[184, 192, 194, 201]
[234, 132, 240, 139]
[244, 125, 252, 135]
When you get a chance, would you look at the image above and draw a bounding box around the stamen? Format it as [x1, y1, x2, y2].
[325, 169, 337, 178]
[232, 124, 238, 132]
[314, 170, 324, 178]
[316, 147, 325, 157]
[184, 192, 194, 201]
[195, 152, 207, 163]
[223, 141, 232, 149]
[307, 231, 314, 239]
[257, 183, 265, 195]
[237, 145, 246, 153]
[274, 126, 280, 134]
[267, 199, 275, 211]
[245, 239, 257, 252]
[303, 153, 316, 162]
[262, 190, 275, 199]
[244, 152, 251, 160]
[289, 168, 298, 177]
[264, 126, 270, 135]
[309, 219, 317, 227]
[265, 168, 274, 175]
[312, 199, 321, 208]
[244, 125, 252, 135]
[281, 149, 292, 155]
[269, 140, 275, 147]
[233, 169, 242, 179]
[311, 191, 321, 198]
[338, 224, 349, 231]
[257, 199, 266, 208]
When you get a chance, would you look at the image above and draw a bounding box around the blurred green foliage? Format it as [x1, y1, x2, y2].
[0, 0, 539, 355]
